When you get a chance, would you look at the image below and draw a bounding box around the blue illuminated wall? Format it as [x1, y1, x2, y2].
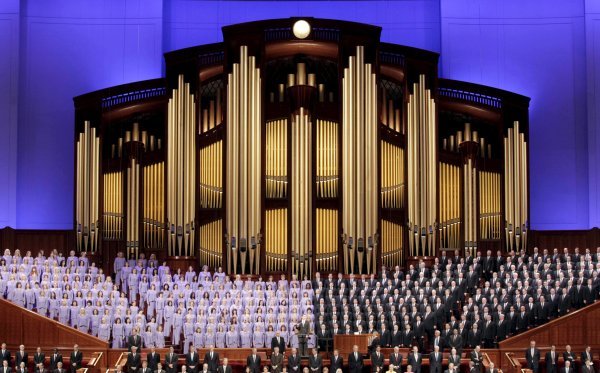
[0, 0, 599, 230]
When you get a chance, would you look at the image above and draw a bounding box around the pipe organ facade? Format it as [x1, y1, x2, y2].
[74, 18, 530, 275]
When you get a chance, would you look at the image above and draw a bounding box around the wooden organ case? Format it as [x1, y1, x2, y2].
[73, 18, 530, 275]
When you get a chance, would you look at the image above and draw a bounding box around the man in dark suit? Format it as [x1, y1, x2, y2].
[2, 360, 12, 373]
[165, 346, 178, 373]
[186, 346, 200, 373]
[561, 361, 573, 373]
[203, 347, 218, 373]
[139, 361, 151, 373]
[53, 362, 65, 373]
[448, 348, 461, 368]
[582, 347, 594, 366]
[389, 347, 402, 373]
[216, 359, 231, 373]
[246, 348, 261, 373]
[69, 345, 82, 373]
[371, 346, 384, 373]
[33, 348, 45, 373]
[272, 332, 287, 354]
[16, 363, 26, 373]
[487, 363, 499, 373]
[271, 347, 284, 373]
[525, 341, 541, 373]
[155, 363, 166, 373]
[126, 346, 141, 373]
[470, 346, 483, 373]
[444, 363, 457, 373]
[15, 346, 27, 369]
[563, 346, 576, 372]
[288, 349, 301, 373]
[546, 345, 558, 373]
[348, 345, 363, 373]
[297, 316, 311, 357]
[582, 360, 595, 373]
[147, 347, 160, 372]
[448, 329, 463, 356]
[407, 346, 422, 373]
[309, 349, 322, 373]
[329, 350, 343, 373]
[49, 350, 62, 371]
[1, 344, 11, 366]
[128, 329, 142, 352]
[429, 346, 443, 373]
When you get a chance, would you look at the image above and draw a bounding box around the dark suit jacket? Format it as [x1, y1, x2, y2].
[271, 353, 284, 373]
[545, 351, 558, 373]
[1, 350, 11, 364]
[165, 353, 179, 373]
[371, 352, 384, 372]
[203, 353, 219, 373]
[525, 348, 540, 371]
[389, 353, 402, 372]
[429, 352, 443, 373]
[147, 353, 160, 372]
[448, 355, 461, 367]
[348, 353, 364, 373]
[216, 366, 231, 373]
[15, 352, 28, 367]
[53, 369, 64, 373]
[49, 355, 62, 370]
[186, 353, 200, 372]
[582, 352, 594, 364]
[560, 368, 575, 373]
[1, 367, 12, 373]
[288, 355, 301, 373]
[582, 366, 595, 373]
[330, 355, 343, 373]
[246, 355, 261, 373]
[407, 353, 422, 371]
[271, 337, 286, 353]
[14, 368, 26, 373]
[309, 355, 322, 373]
[126, 353, 141, 372]
[127, 336, 142, 352]
[69, 352, 82, 372]
[33, 354, 45, 368]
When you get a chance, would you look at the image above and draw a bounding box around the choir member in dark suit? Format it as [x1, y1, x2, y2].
[329, 350, 343, 373]
[309, 349, 322, 373]
[444, 363, 458, 373]
[407, 347, 422, 373]
[389, 347, 402, 373]
[371, 347, 384, 373]
[247, 349, 261, 373]
[546, 346, 558, 373]
[2, 360, 11, 373]
[448, 329, 463, 356]
[198, 363, 208, 373]
[186, 346, 200, 373]
[448, 349, 461, 368]
[487, 363, 499, 373]
[561, 361, 574, 373]
[217, 359, 231, 373]
[272, 332, 287, 354]
[15, 346, 27, 369]
[470, 346, 483, 373]
[429, 346, 443, 373]
[126, 347, 141, 373]
[33, 348, 45, 373]
[563, 346, 576, 372]
[467, 325, 482, 348]
[69, 346, 83, 373]
[165, 346, 179, 373]
[348, 346, 363, 373]
[402, 325, 414, 348]
[128, 329, 143, 352]
[1, 344, 11, 366]
[54, 362, 65, 373]
[581, 347, 594, 365]
[15, 363, 26, 373]
[271, 348, 284, 373]
[139, 361, 152, 373]
[288, 349, 301, 373]
[49, 350, 62, 371]
[582, 360, 595, 373]
[147, 347, 160, 372]
[525, 341, 541, 373]
[203, 347, 219, 373]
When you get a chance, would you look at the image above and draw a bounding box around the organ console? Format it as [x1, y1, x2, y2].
[73, 17, 530, 276]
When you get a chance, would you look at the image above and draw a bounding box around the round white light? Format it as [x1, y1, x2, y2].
[293, 20, 311, 39]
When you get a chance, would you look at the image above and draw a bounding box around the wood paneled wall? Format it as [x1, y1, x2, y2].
[528, 228, 600, 250]
[0, 227, 75, 255]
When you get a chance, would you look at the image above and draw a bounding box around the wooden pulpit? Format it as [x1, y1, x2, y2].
[334, 334, 377, 356]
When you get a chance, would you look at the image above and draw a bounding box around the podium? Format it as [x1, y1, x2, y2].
[333, 334, 376, 356]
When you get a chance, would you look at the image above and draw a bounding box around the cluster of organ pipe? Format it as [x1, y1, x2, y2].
[407, 74, 437, 257]
[167, 75, 196, 257]
[505, 121, 528, 252]
[198, 219, 223, 270]
[199, 141, 223, 208]
[479, 171, 501, 240]
[381, 220, 403, 268]
[290, 108, 313, 279]
[143, 162, 164, 249]
[316, 209, 339, 272]
[381, 88, 403, 134]
[103, 172, 123, 240]
[265, 208, 288, 272]
[342, 46, 378, 274]
[439, 162, 461, 249]
[265, 119, 288, 199]
[199, 89, 223, 134]
[76, 121, 100, 252]
[316, 119, 338, 198]
[226, 46, 262, 274]
[381, 141, 404, 209]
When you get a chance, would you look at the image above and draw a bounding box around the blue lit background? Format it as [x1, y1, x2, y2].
[0, 0, 598, 231]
